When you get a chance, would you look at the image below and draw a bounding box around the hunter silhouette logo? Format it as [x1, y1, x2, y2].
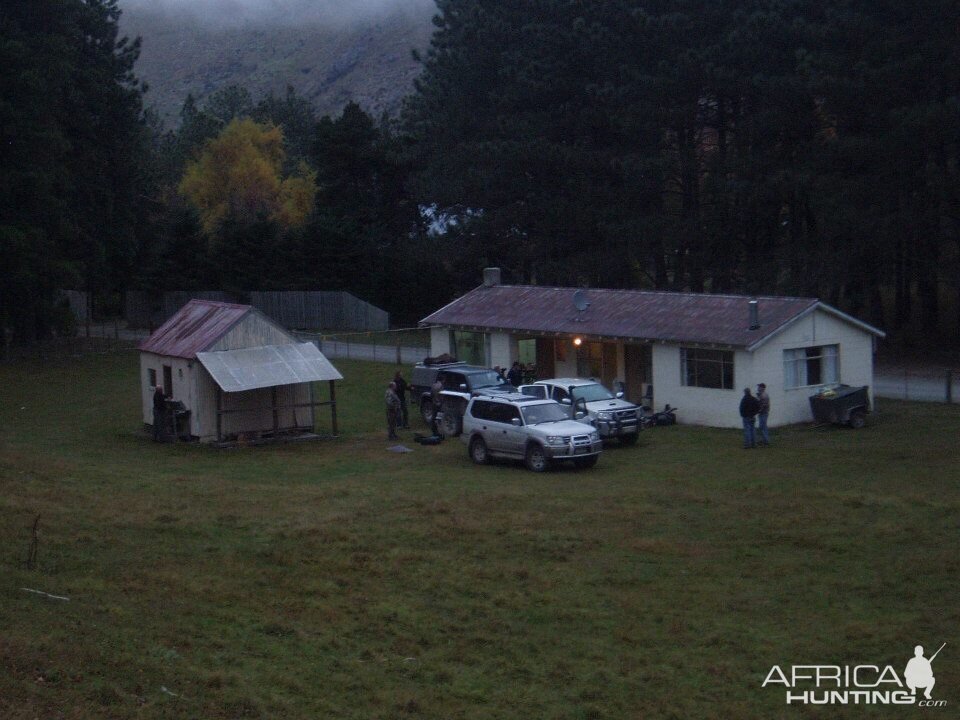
[905, 643, 945, 700]
[762, 642, 948, 707]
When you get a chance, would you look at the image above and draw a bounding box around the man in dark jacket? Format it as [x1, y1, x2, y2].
[507, 361, 523, 387]
[152, 384, 167, 442]
[739, 387, 760, 449]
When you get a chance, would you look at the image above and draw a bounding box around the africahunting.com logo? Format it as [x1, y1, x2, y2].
[762, 643, 947, 707]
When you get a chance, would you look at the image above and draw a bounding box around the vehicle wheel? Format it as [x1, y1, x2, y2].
[420, 398, 435, 426]
[620, 432, 639, 446]
[441, 409, 462, 437]
[469, 436, 489, 465]
[525, 443, 549, 473]
[574, 455, 598, 469]
[849, 411, 866, 429]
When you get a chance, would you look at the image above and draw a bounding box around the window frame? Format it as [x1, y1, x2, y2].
[783, 344, 840, 390]
[680, 347, 735, 390]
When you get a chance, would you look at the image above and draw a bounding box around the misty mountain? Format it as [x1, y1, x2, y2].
[119, 0, 435, 127]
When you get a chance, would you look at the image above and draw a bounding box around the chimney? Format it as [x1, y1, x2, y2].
[483, 267, 501, 287]
[748, 299, 760, 330]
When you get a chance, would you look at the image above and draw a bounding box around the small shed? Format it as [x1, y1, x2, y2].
[139, 299, 342, 443]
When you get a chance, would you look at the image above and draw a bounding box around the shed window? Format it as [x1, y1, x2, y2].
[681, 348, 734, 390]
[784, 345, 838, 388]
[148, 368, 157, 388]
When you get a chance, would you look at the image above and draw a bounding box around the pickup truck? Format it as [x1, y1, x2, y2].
[408, 361, 513, 432]
[519, 378, 641, 444]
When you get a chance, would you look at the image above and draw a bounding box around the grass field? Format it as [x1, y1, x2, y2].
[1, 349, 958, 718]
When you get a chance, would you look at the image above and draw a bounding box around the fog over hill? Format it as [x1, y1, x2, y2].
[119, 0, 435, 126]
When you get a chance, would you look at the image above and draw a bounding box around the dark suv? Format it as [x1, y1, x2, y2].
[408, 362, 512, 429]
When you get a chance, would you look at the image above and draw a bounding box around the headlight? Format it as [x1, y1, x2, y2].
[545, 436, 567, 445]
[597, 412, 612, 420]
[590, 431, 600, 441]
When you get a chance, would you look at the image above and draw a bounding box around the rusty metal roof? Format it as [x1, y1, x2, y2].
[139, 299, 251, 359]
[420, 285, 849, 348]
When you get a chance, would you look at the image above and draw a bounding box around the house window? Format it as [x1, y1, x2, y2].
[784, 345, 839, 388]
[681, 348, 734, 389]
[453, 330, 486, 366]
[163, 365, 173, 396]
[148, 368, 157, 388]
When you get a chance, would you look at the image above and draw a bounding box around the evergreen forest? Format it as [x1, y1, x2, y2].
[2, 0, 958, 344]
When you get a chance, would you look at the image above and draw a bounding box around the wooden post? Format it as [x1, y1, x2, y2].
[329, 380, 338, 436]
[271, 386, 279, 433]
[947, 370, 953, 404]
[216, 387, 223, 443]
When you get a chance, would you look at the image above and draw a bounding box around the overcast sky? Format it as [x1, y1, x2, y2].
[120, 0, 435, 28]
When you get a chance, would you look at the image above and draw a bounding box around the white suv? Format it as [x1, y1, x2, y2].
[519, 378, 641, 444]
[461, 393, 602, 472]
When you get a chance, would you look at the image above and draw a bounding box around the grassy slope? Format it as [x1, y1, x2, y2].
[0, 350, 957, 718]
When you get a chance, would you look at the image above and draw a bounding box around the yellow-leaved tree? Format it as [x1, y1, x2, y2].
[179, 118, 316, 235]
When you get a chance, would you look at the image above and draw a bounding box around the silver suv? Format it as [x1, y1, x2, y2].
[461, 393, 602, 472]
[519, 378, 641, 445]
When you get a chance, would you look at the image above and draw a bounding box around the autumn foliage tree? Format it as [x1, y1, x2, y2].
[179, 118, 316, 236]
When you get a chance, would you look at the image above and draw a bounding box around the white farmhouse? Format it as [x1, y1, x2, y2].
[420, 269, 885, 428]
[139, 299, 342, 443]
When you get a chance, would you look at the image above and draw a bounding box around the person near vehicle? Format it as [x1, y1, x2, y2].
[393, 370, 409, 428]
[507, 361, 523, 387]
[493, 365, 506, 381]
[430, 377, 443, 436]
[385, 382, 401, 440]
[739, 387, 760, 449]
[756, 383, 771, 446]
[152, 384, 167, 442]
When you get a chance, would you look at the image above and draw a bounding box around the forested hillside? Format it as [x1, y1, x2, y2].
[2, 0, 959, 346]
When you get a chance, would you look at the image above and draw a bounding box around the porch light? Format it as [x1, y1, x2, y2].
[573, 337, 583, 346]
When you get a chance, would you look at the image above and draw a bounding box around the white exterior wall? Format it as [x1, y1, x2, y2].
[430, 326, 452, 356]
[650, 345, 752, 428]
[750, 309, 874, 427]
[648, 309, 875, 428]
[488, 332, 513, 368]
[140, 352, 196, 429]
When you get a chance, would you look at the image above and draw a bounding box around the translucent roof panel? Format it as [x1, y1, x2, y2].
[196, 343, 343, 393]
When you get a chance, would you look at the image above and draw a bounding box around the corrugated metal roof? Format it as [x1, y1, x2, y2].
[420, 285, 829, 348]
[139, 299, 251, 359]
[196, 343, 343, 393]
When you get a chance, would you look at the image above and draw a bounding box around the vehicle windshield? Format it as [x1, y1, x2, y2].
[521, 403, 570, 425]
[572, 383, 615, 402]
[471, 371, 510, 389]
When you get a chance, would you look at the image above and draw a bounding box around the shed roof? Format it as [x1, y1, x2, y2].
[139, 299, 252, 359]
[420, 285, 884, 349]
[196, 343, 343, 393]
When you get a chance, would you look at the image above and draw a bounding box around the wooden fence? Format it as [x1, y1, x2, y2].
[124, 290, 388, 332]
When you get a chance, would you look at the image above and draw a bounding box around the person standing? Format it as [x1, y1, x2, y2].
[507, 361, 522, 387]
[385, 382, 401, 440]
[393, 370, 410, 428]
[739, 387, 760, 449]
[756, 383, 771, 446]
[431, 377, 443, 436]
[152, 384, 167, 442]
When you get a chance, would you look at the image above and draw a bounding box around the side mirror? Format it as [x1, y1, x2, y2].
[560, 398, 571, 405]
[459, 383, 468, 392]
[615, 391, 624, 399]
[511, 417, 521, 426]
[575, 411, 587, 420]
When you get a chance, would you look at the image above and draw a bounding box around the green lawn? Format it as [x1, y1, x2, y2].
[1, 350, 957, 719]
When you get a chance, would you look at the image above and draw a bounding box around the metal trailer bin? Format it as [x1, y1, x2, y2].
[809, 384, 870, 429]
